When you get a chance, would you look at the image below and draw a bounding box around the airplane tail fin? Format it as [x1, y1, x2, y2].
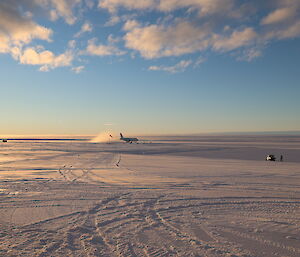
[120, 133, 123, 139]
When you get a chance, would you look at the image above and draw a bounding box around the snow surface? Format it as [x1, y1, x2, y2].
[0, 135, 300, 256]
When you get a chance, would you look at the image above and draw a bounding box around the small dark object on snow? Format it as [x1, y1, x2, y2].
[266, 154, 276, 161]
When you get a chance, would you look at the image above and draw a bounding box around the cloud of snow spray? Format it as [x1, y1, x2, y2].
[90, 131, 118, 143]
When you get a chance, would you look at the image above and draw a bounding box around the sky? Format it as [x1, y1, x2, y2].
[0, 0, 300, 135]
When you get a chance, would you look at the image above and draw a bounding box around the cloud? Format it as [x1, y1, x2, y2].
[68, 40, 76, 48]
[266, 19, 300, 40]
[85, 0, 94, 9]
[158, 0, 236, 16]
[236, 47, 263, 62]
[99, 0, 300, 66]
[2, 0, 300, 74]
[0, 0, 81, 72]
[194, 56, 206, 67]
[18, 47, 73, 71]
[149, 59, 193, 73]
[107, 34, 121, 44]
[45, 0, 82, 25]
[104, 15, 121, 27]
[124, 20, 258, 59]
[0, 1, 52, 55]
[75, 21, 93, 37]
[261, 1, 300, 40]
[212, 27, 257, 52]
[261, 7, 296, 25]
[72, 65, 85, 73]
[8, 0, 84, 25]
[98, 0, 236, 16]
[123, 20, 140, 31]
[0, 35, 10, 54]
[99, 0, 154, 13]
[84, 38, 126, 56]
[124, 21, 211, 59]
[0, 1, 86, 71]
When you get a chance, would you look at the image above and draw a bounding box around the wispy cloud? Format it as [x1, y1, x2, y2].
[149, 60, 193, 73]
[84, 38, 126, 56]
[237, 48, 263, 62]
[261, 7, 296, 25]
[75, 21, 93, 37]
[104, 15, 121, 27]
[71, 65, 85, 73]
[194, 56, 206, 67]
[98, 0, 236, 16]
[42, 0, 83, 25]
[212, 28, 257, 52]
[99, 0, 154, 13]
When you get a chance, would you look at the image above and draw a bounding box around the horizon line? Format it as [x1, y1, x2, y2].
[1, 130, 300, 138]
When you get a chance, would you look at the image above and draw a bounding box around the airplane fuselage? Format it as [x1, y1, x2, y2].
[121, 137, 138, 142]
[120, 133, 138, 143]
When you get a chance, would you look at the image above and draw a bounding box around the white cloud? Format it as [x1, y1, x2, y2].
[2, 0, 300, 74]
[158, 0, 235, 16]
[84, 38, 126, 56]
[237, 47, 263, 62]
[0, 35, 11, 54]
[85, 0, 94, 9]
[68, 40, 76, 49]
[194, 56, 206, 67]
[98, 0, 300, 65]
[49, 9, 59, 21]
[104, 16, 121, 27]
[260, 1, 300, 41]
[47, 0, 82, 25]
[82, 22, 93, 33]
[72, 65, 85, 73]
[24, 0, 83, 25]
[281, 19, 300, 39]
[18, 47, 73, 71]
[99, 0, 154, 13]
[123, 20, 140, 31]
[261, 7, 296, 25]
[98, 0, 236, 16]
[212, 27, 257, 52]
[0, 1, 52, 57]
[149, 60, 193, 73]
[75, 21, 93, 37]
[9, 46, 22, 60]
[0, 1, 85, 71]
[107, 34, 121, 44]
[266, 19, 300, 40]
[124, 21, 258, 59]
[124, 21, 211, 59]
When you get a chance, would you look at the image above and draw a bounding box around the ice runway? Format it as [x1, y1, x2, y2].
[0, 136, 300, 256]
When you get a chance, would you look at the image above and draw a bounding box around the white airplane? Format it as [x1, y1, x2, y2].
[120, 133, 138, 143]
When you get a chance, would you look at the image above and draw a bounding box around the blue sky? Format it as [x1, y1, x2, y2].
[0, 0, 300, 135]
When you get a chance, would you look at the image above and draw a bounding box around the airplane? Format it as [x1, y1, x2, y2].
[120, 133, 138, 144]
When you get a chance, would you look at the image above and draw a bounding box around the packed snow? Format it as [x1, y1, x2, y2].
[0, 135, 299, 256]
